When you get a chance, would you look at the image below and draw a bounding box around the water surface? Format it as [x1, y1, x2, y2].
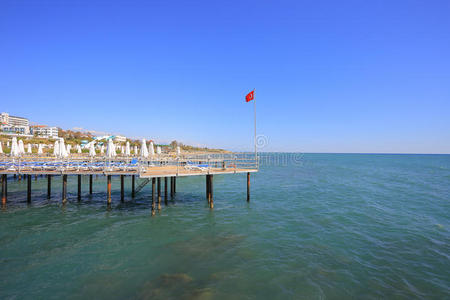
[1, 153, 449, 299]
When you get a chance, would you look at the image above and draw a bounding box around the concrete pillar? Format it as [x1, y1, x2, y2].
[62, 175, 67, 203]
[209, 175, 214, 209]
[120, 175, 124, 202]
[2, 174, 7, 204]
[27, 174, 31, 203]
[157, 177, 161, 210]
[206, 175, 210, 204]
[47, 175, 51, 199]
[164, 177, 168, 204]
[107, 175, 112, 204]
[77, 175, 81, 201]
[247, 172, 250, 202]
[89, 175, 93, 194]
[131, 175, 135, 198]
[151, 178, 156, 216]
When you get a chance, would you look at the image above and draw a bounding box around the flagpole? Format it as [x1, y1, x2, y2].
[253, 89, 257, 169]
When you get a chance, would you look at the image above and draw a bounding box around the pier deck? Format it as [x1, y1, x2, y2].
[0, 166, 257, 177]
[140, 166, 257, 177]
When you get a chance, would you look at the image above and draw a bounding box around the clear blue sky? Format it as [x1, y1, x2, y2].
[1, 0, 449, 153]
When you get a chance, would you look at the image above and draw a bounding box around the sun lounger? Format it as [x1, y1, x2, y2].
[184, 162, 209, 172]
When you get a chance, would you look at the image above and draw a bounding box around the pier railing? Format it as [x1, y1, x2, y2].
[139, 152, 257, 175]
[0, 152, 258, 175]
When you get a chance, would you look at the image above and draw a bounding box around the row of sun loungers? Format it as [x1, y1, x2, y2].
[184, 162, 210, 172]
[0, 160, 240, 173]
[0, 160, 140, 172]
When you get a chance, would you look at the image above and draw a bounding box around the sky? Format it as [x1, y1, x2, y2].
[0, 0, 449, 153]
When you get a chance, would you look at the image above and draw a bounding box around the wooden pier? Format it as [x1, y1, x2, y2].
[0, 153, 257, 212]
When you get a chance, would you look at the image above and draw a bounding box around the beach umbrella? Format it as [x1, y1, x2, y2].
[134, 146, 138, 155]
[11, 138, 19, 157]
[0, 142, 3, 154]
[149, 141, 155, 157]
[59, 138, 68, 158]
[177, 146, 181, 156]
[125, 141, 131, 156]
[7, 141, 9, 147]
[57, 139, 63, 157]
[106, 139, 115, 158]
[121, 145, 125, 154]
[113, 142, 117, 157]
[11, 137, 19, 157]
[18, 140, 25, 155]
[17, 140, 25, 155]
[66, 144, 71, 155]
[100, 144, 104, 154]
[140, 139, 149, 158]
[53, 140, 59, 157]
[18, 140, 24, 154]
[76, 144, 82, 153]
[156, 146, 161, 155]
[37, 144, 43, 155]
[89, 143, 96, 157]
[27, 144, 32, 154]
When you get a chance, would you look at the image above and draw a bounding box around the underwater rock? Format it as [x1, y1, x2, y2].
[159, 273, 194, 286]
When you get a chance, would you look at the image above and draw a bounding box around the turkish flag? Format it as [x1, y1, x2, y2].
[246, 90, 254, 102]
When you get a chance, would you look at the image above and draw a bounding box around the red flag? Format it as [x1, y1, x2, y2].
[246, 90, 254, 102]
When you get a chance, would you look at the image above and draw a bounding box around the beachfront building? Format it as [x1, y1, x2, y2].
[114, 135, 127, 142]
[1, 112, 29, 127]
[31, 125, 59, 138]
[1, 125, 30, 135]
[0, 112, 30, 135]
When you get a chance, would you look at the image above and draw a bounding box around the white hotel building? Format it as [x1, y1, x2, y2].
[31, 125, 59, 138]
[0, 112, 30, 135]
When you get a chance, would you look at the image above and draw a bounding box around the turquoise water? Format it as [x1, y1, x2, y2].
[1, 153, 449, 299]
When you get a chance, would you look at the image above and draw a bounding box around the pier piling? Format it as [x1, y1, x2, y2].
[120, 175, 124, 202]
[89, 175, 93, 194]
[206, 175, 210, 204]
[62, 175, 67, 203]
[157, 177, 161, 210]
[47, 175, 51, 199]
[2, 174, 7, 204]
[174, 177, 176, 193]
[170, 177, 174, 198]
[151, 178, 156, 216]
[107, 175, 112, 205]
[247, 172, 250, 202]
[131, 175, 135, 198]
[164, 177, 168, 204]
[78, 175, 81, 201]
[209, 175, 214, 209]
[27, 174, 31, 203]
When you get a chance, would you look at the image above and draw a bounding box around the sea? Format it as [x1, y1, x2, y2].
[0, 153, 449, 299]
